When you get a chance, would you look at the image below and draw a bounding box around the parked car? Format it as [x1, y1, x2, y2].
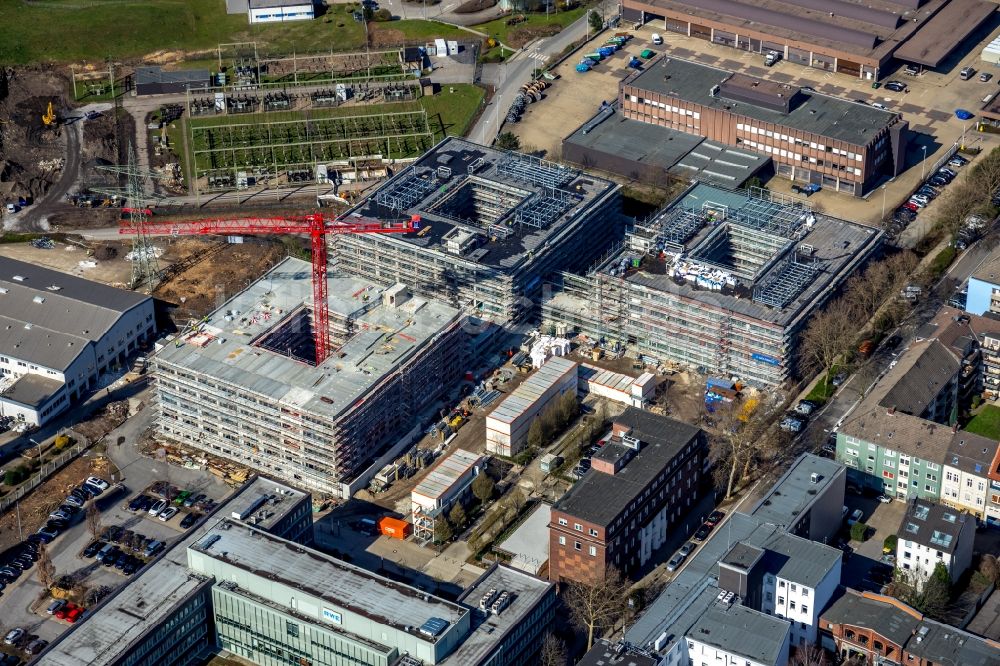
[180, 512, 198, 529]
[693, 524, 712, 541]
[666, 553, 686, 572]
[158, 507, 179, 522]
[847, 508, 864, 525]
[55, 602, 77, 619]
[981, 72, 993, 82]
[65, 608, 83, 624]
[794, 400, 817, 416]
[83, 541, 104, 558]
[3, 628, 24, 646]
[903, 201, 920, 212]
[679, 541, 697, 557]
[143, 540, 165, 558]
[128, 495, 149, 512]
[948, 155, 968, 167]
[148, 499, 168, 516]
[25, 638, 49, 654]
[705, 510, 726, 527]
[927, 175, 949, 187]
[652, 33, 663, 45]
[960, 66, 976, 80]
[872, 102, 889, 110]
[47, 599, 67, 615]
[85, 476, 110, 491]
[877, 495, 893, 504]
[36, 526, 59, 540]
[780, 415, 805, 433]
[885, 80, 906, 92]
[907, 198, 927, 209]
[122, 558, 140, 576]
[183, 493, 205, 508]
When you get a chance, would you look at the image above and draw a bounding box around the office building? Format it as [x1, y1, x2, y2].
[40, 476, 556, 666]
[896, 498, 976, 588]
[549, 408, 708, 583]
[0, 257, 156, 426]
[821, 589, 1000, 666]
[618, 57, 909, 195]
[153, 257, 466, 499]
[333, 137, 622, 324]
[747, 453, 846, 544]
[542, 183, 882, 387]
[620, 0, 994, 79]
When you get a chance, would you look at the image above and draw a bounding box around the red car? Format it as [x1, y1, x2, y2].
[903, 202, 920, 212]
[705, 510, 726, 527]
[55, 602, 77, 620]
[66, 607, 84, 623]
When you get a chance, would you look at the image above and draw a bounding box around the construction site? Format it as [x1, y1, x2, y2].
[542, 183, 884, 387]
[152, 256, 467, 499]
[333, 137, 622, 325]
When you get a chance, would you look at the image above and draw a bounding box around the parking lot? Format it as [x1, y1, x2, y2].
[839, 492, 908, 594]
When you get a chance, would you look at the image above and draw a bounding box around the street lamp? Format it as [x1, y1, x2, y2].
[29, 436, 43, 476]
[881, 184, 887, 220]
[921, 145, 927, 181]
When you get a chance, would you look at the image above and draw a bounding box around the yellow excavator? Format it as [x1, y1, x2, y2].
[42, 102, 56, 126]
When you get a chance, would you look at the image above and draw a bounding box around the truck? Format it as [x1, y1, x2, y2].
[764, 51, 781, 67]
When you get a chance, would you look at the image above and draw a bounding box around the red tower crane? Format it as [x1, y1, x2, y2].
[119, 212, 419, 365]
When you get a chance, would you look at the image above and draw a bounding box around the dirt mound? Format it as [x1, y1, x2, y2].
[142, 49, 216, 66]
[508, 24, 562, 47]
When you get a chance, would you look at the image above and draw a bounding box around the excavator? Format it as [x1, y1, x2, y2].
[42, 102, 56, 126]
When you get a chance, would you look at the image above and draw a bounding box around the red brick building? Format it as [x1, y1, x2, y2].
[820, 589, 1000, 665]
[548, 408, 707, 584]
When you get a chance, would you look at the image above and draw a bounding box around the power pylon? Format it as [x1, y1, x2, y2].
[94, 143, 166, 292]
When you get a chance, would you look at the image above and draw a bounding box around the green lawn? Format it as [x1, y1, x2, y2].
[388, 19, 471, 43]
[473, 6, 588, 47]
[965, 404, 1000, 439]
[420, 84, 485, 138]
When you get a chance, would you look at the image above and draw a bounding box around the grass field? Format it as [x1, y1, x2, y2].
[0, 1, 422, 64]
[421, 84, 485, 138]
[965, 404, 1000, 439]
[474, 6, 587, 46]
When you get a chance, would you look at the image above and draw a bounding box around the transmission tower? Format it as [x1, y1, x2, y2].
[94, 143, 166, 292]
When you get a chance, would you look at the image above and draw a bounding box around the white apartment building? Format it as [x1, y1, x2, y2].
[941, 434, 996, 521]
[685, 602, 791, 666]
[896, 499, 976, 588]
[0, 258, 155, 425]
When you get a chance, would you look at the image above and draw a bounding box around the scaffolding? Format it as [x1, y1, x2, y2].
[375, 168, 437, 212]
[514, 189, 574, 229]
[752, 254, 821, 308]
[496, 152, 574, 190]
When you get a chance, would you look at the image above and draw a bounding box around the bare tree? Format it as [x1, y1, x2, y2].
[86, 503, 103, 540]
[539, 631, 568, 666]
[711, 397, 781, 499]
[801, 298, 857, 383]
[845, 260, 893, 320]
[979, 553, 1000, 586]
[36, 542, 55, 590]
[790, 645, 831, 666]
[564, 567, 629, 651]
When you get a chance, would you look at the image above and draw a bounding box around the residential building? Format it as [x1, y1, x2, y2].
[620, 510, 841, 664]
[578, 641, 658, 666]
[153, 258, 466, 499]
[820, 589, 1000, 666]
[748, 453, 847, 544]
[896, 498, 976, 587]
[412, 448, 484, 543]
[941, 432, 997, 520]
[0, 257, 156, 426]
[618, 57, 909, 195]
[485, 356, 577, 457]
[620, 0, 994, 79]
[542, 183, 882, 387]
[548, 408, 708, 583]
[989, 447, 1000, 528]
[40, 476, 556, 666]
[966, 252, 1000, 317]
[333, 137, 621, 325]
[915, 307, 1000, 405]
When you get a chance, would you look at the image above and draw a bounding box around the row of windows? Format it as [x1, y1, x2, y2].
[736, 123, 864, 160]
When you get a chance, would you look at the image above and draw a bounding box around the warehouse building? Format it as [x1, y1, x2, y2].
[485, 356, 578, 458]
[40, 476, 556, 666]
[153, 257, 466, 499]
[618, 57, 909, 196]
[549, 408, 708, 583]
[542, 183, 882, 387]
[622, 0, 994, 79]
[334, 137, 622, 325]
[412, 448, 485, 543]
[0, 257, 155, 426]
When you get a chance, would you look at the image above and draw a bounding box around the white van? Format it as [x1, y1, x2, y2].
[651, 33, 663, 45]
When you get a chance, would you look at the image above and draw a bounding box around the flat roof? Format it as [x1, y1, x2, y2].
[412, 448, 483, 501]
[37, 476, 300, 666]
[749, 453, 844, 528]
[190, 519, 469, 636]
[224, 477, 308, 530]
[0, 373, 63, 407]
[495, 502, 551, 575]
[446, 564, 554, 665]
[0, 256, 151, 371]
[154, 257, 461, 420]
[343, 137, 618, 272]
[966, 588, 1000, 640]
[611, 183, 881, 327]
[553, 408, 701, 526]
[894, 0, 995, 67]
[564, 110, 769, 188]
[626, 57, 899, 145]
[487, 356, 577, 425]
[624, 0, 950, 62]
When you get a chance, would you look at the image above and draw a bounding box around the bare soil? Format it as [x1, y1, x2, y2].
[507, 25, 561, 47]
[153, 238, 288, 321]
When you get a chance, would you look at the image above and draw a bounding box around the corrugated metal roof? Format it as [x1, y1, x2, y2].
[412, 449, 482, 500]
[488, 356, 577, 425]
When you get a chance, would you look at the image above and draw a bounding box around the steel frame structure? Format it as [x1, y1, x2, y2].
[119, 213, 418, 364]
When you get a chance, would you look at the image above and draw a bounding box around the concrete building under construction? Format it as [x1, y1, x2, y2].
[542, 183, 882, 386]
[333, 137, 622, 324]
[153, 257, 465, 498]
